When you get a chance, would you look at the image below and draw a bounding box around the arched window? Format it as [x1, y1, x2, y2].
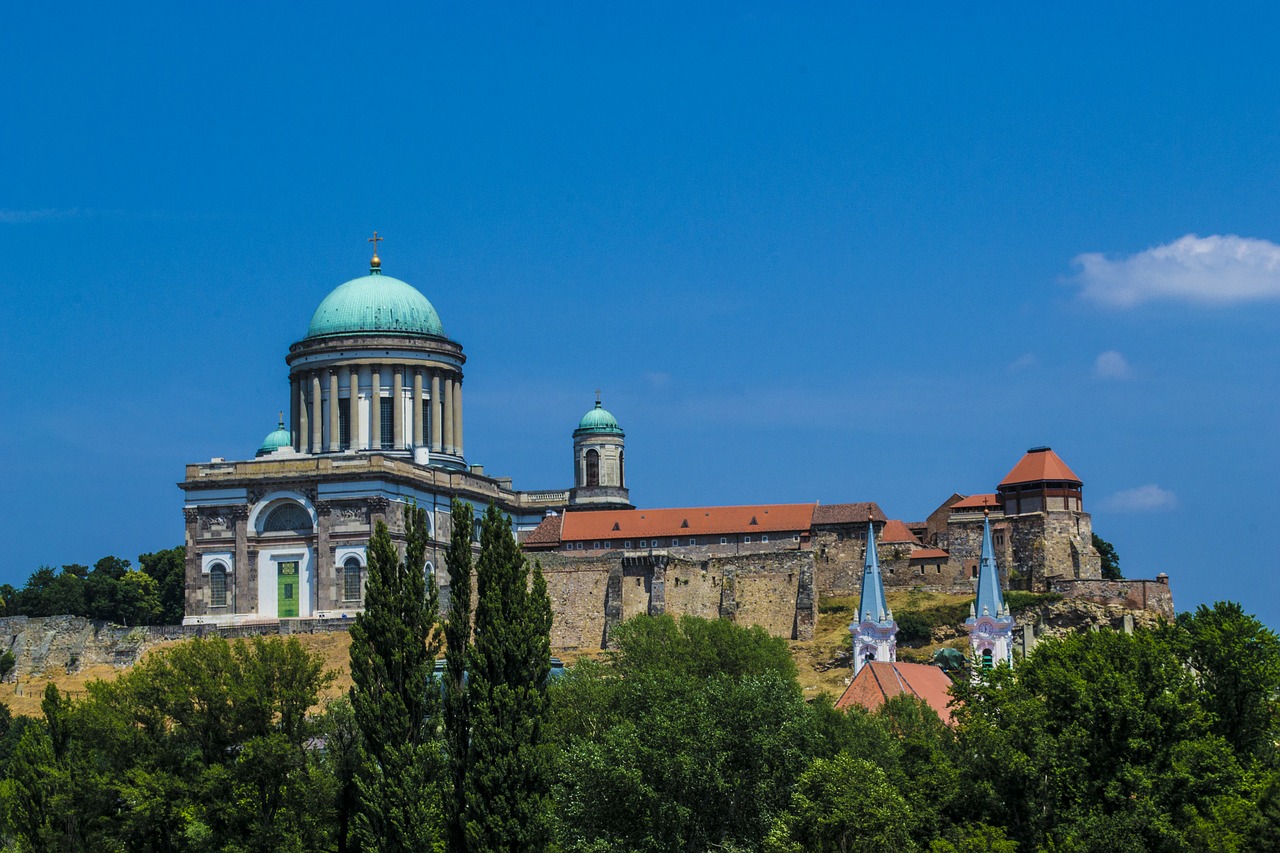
[619, 449, 624, 488]
[343, 557, 362, 601]
[210, 563, 228, 607]
[585, 449, 600, 487]
[982, 649, 994, 671]
[262, 502, 313, 533]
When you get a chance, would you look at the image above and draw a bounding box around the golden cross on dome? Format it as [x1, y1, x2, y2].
[368, 231, 383, 268]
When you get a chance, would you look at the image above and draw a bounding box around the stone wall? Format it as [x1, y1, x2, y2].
[535, 549, 817, 648]
[0, 615, 354, 680]
[1048, 578, 1175, 620]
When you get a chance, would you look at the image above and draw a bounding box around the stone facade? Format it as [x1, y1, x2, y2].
[1048, 577, 1175, 620]
[182, 454, 566, 625]
[533, 549, 817, 649]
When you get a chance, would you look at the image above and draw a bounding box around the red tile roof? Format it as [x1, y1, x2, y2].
[835, 661, 956, 725]
[880, 519, 920, 544]
[811, 502, 887, 525]
[521, 514, 563, 547]
[558, 503, 817, 541]
[999, 447, 1082, 487]
[950, 493, 999, 510]
[910, 548, 950, 560]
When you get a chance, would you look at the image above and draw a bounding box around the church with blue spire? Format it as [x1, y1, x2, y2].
[852, 521, 898, 674]
[966, 509, 1016, 668]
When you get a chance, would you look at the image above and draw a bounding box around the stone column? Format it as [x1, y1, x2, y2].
[315, 501, 332, 615]
[454, 379, 463, 458]
[310, 372, 322, 452]
[328, 370, 340, 452]
[295, 377, 307, 452]
[412, 369, 424, 448]
[392, 368, 404, 449]
[443, 375, 455, 455]
[370, 365, 382, 450]
[347, 367, 359, 450]
[232, 505, 250, 616]
[290, 378, 301, 451]
[182, 508, 203, 617]
[430, 371, 443, 453]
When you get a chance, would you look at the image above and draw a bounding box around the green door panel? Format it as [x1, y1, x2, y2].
[278, 561, 299, 618]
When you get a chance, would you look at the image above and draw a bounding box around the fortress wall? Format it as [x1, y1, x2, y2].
[663, 561, 726, 621]
[537, 550, 818, 644]
[1048, 578, 1175, 620]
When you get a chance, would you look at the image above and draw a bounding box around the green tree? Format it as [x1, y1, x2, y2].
[764, 752, 917, 853]
[84, 556, 131, 622]
[1176, 601, 1280, 759]
[606, 611, 797, 682]
[1, 721, 60, 852]
[443, 499, 474, 853]
[115, 569, 163, 625]
[951, 628, 1250, 850]
[349, 507, 442, 852]
[1093, 532, 1122, 579]
[550, 614, 819, 852]
[318, 698, 362, 853]
[464, 502, 554, 851]
[139, 546, 187, 624]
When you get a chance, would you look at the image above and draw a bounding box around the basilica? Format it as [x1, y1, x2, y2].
[180, 242, 625, 624]
[181, 241, 1166, 645]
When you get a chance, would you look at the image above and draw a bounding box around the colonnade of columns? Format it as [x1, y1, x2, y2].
[289, 364, 464, 459]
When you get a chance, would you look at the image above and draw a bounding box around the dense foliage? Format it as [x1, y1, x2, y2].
[1, 589, 1277, 851]
[348, 509, 441, 852]
[0, 547, 186, 625]
[1093, 532, 1123, 580]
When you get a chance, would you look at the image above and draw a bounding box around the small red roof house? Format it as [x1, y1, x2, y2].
[949, 493, 999, 511]
[835, 661, 956, 725]
[880, 519, 921, 545]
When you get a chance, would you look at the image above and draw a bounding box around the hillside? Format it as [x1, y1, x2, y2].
[0, 592, 1167, 717]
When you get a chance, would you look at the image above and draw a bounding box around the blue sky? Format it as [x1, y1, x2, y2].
[3, 4, 1279, 624]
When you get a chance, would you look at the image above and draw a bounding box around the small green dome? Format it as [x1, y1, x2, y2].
[257, 419, 292, 456]
[306, 270, 444, 339]
[576, 399, 622, 434]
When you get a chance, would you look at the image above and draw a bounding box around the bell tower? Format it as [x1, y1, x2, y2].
[568, 393, 632, 511]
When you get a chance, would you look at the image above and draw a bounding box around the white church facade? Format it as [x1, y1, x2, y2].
[180, 241, 626, 625]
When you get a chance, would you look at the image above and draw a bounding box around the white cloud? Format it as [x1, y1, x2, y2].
[1094, 350, 1133, 380]
[1005, 353, 1039, 373]
[1071, 233, 1280, 307]
[1101, 484, 1178, 513]
[0, 208, 87, 224]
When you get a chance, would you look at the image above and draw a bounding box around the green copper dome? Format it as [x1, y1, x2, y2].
[306, 270, 444, 339]
[576, 399, 622, 434]
[257, 418, 292, 456]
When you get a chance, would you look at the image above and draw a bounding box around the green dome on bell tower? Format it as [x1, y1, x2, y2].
[576, 397, 623, 434]
[256, 415, 292, 457]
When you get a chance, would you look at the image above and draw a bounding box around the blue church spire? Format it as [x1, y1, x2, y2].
[974, 511, 1006, 619]
[851, 520, 897, 674]
[967, 508, 1015, 668]
[859, 520, 891, 623]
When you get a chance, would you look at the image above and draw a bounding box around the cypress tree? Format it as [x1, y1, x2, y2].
[464, 503, 554, 851]
[443, 499, 474, 853]
[349, 505, 442, 852]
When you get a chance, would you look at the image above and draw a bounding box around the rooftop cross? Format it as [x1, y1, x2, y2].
[368, 231, 383, 269]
